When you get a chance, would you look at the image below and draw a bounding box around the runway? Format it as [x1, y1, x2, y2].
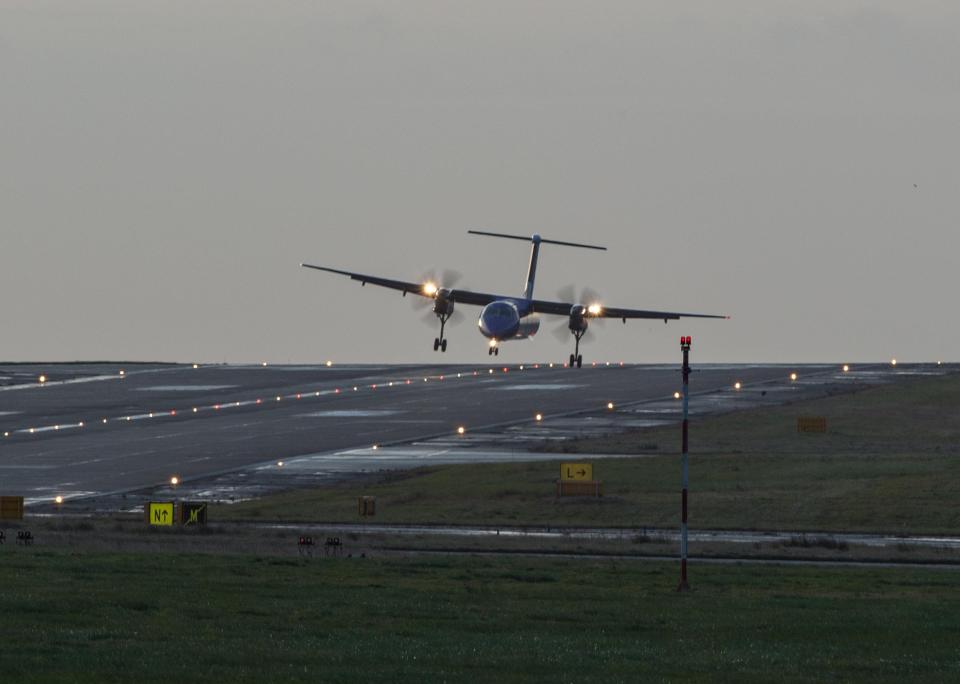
[0, 360, 944, 507]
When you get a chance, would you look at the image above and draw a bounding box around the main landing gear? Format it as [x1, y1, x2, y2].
[568, 330, 584, 368]
[432, 313, 450, 352]
[488, 344, 499, 356]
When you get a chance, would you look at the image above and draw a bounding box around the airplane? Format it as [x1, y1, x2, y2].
[301, 230, 726, 367]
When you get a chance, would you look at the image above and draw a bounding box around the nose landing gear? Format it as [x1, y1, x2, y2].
[487, 341, 499, 356]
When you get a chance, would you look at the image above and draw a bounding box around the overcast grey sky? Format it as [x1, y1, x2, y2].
[2, 1, 958, 364]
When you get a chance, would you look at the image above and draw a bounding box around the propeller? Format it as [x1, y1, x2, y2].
[557, 284, 602, 308]
[552, 285, 605, 341]
[410, 269, 463, 310]
[412, 268, 467, 328]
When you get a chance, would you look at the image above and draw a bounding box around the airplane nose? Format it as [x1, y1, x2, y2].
[479, 303, 520, 338]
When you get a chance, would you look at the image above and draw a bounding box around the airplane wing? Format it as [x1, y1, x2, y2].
[530, 297, 727, 322]
[300, 264, 503, 307]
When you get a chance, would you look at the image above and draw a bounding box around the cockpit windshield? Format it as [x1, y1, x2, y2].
[485, 302, 516, 320]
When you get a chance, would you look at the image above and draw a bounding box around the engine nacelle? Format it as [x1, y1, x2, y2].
[433, 289, 454, 316]
[568, 304, 588, 333]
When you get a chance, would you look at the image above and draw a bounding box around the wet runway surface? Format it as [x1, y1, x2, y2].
[0, 360, 949, 509]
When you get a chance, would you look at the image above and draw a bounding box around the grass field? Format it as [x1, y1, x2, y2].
[217, 373, 960, 534]
[1, 551, 958, 682]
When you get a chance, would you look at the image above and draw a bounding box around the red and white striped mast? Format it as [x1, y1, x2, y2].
[678, 335, 692, 592]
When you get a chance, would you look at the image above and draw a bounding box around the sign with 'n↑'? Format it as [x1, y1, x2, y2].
[146, 502, 175, 526]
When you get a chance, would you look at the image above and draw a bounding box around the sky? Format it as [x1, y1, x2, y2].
[2, 1, 958, 364]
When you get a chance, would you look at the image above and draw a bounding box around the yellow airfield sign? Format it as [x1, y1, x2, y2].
[561, 463, 593, 481]
[147, 502, 175, 526]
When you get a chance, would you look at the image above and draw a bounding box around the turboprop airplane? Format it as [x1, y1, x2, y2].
[301, 230, 726, 367]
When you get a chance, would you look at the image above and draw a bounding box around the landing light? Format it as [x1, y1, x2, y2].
[423, 281, 438, 296]
[587, 303, 602, 316]
[489, 339, 498, 348]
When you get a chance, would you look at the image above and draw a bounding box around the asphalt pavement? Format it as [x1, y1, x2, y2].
[0, 360, 946, 507]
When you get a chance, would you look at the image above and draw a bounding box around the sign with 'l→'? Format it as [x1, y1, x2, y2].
[561, 463, 593, 481]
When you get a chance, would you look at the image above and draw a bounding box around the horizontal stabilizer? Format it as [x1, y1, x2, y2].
[468, 230, 606, 251]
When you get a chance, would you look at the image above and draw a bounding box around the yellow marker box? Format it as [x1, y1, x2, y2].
[146, 501, 175, 526]
[560, 463, 593, 481]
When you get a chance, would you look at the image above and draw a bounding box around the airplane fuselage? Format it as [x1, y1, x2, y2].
[477, 299, 540, 343]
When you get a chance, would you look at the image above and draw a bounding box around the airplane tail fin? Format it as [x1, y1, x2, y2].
[467, 230, 606, 300]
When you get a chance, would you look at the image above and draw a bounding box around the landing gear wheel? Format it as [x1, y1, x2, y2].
[569, 353, 575, 368]
[441, 339, 447, 353]
[576, 354, 583, 368]
[433, 338, 440, 351]
[494, 347, 499, 356]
